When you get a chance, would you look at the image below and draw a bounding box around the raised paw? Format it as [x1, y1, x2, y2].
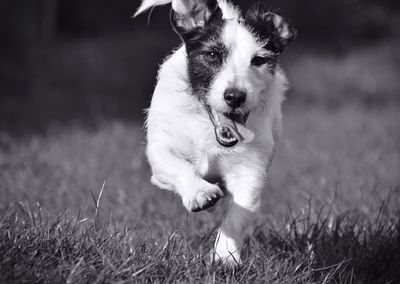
[183, 184, 223, 212]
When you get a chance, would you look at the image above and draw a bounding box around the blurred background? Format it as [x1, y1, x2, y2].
[1, 0, 399, 132]
[0, 0, 399, 231]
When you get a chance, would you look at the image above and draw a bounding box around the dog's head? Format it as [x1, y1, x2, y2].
[135, 0, 296, 147]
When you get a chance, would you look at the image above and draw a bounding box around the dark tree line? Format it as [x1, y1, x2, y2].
[1, 0, 399, 43]
[0, 0, 399, 133]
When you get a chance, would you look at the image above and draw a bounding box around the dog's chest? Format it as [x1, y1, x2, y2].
[181, 117, 246, 179]
[187, 146, 229, 188]
[183, 122, 222, 176]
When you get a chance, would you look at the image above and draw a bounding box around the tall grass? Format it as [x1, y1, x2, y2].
[1, 201, 399, 283]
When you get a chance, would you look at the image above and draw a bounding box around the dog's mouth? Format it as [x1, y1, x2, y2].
[206, 107, 255, 147]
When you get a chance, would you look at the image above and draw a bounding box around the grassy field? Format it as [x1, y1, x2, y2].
[1, 38, 400, 282]
[1, 104, 399, 283]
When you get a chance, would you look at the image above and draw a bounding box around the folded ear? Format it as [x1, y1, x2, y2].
[245, 3, 297, 54]
[134, 0, 173, 18]
[171, 0, 221, 36]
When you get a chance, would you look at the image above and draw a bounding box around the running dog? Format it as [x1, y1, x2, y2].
[135, 0, 296, 265]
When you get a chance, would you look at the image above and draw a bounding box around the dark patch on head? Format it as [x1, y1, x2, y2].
[245, 3, 297, 54]
[172, 8, 227, 100]
[171, 0, 220, 39]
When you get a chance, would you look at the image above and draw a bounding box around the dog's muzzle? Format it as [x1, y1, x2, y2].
[205, 106, 255, 147]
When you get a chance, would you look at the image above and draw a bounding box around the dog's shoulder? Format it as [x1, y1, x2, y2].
[156, 45, 187, 86]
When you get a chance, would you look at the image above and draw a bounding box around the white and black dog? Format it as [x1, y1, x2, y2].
[135, 0, 296, 265]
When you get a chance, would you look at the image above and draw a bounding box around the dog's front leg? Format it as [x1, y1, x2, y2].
[214, 156, 267, 266]
[147, 144, 224, 212]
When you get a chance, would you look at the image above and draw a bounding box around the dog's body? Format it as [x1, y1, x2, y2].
[136, 0, 296, 265]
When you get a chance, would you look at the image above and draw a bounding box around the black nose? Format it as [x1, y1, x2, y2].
[223, 88, 246, 108]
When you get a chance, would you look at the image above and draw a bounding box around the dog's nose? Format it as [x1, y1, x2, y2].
[223, 88, 246, 108]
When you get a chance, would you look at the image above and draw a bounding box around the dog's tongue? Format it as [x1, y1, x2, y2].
[209, 109, 255, 147]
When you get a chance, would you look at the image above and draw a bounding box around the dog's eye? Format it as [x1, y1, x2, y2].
[251, 56, 274, 67]
[204, 51, 222, 64]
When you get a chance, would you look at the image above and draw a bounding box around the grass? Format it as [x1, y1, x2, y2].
[1, 201, 400, 283]
[1, 39, 400, 282]
[285, 40, 400, 106]
[1, 105, 399, 283]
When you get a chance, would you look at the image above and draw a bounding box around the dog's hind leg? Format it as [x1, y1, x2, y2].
[213, 157, 267, 266]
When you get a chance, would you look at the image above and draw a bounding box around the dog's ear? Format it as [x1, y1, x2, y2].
[170, 0, 221, 38]
[245, 3, 297, 54]
[134, 0, 222, 42]
[134, 0, 173, 17]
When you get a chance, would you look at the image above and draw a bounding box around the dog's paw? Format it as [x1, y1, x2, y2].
[211, 248, 242, 268]
[183, 184, 223, 212]
[212, 231, 242, 267]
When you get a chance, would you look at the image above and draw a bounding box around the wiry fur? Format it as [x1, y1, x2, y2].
[135, 0, 295, 266]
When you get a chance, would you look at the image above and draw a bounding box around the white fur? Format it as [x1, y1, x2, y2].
[217, 0, 241, 20]
[140, 0, 289, 266]
[133, 0, 171, 17]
